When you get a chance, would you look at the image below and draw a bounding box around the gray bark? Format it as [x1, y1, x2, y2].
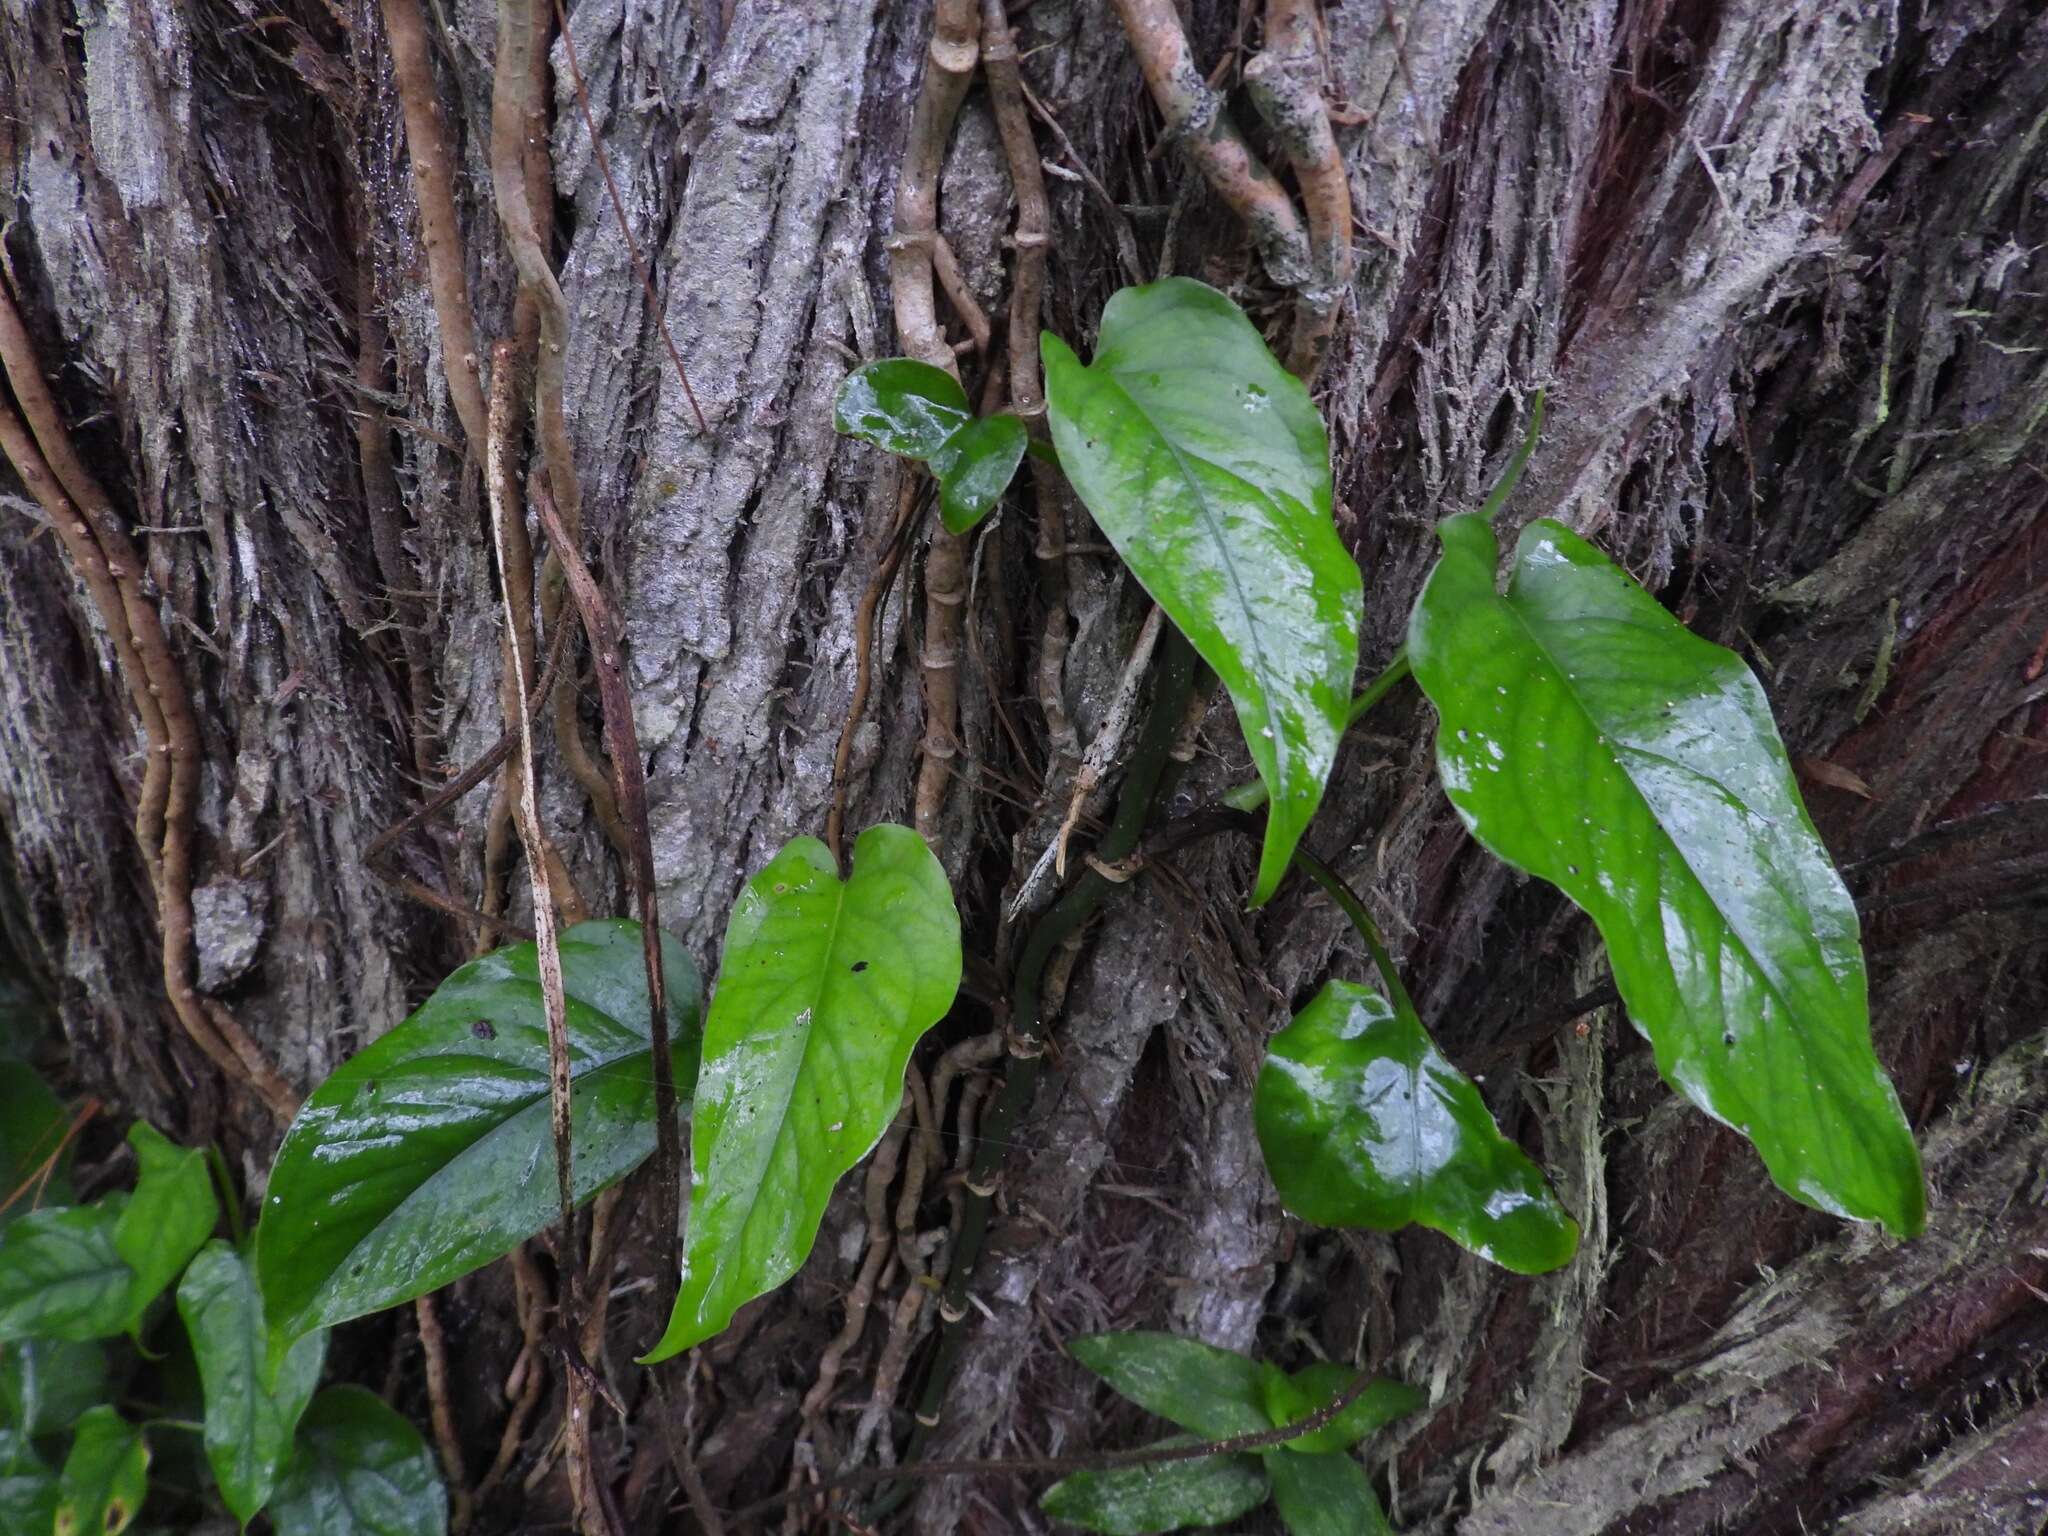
[1, 1, 2043, 1533]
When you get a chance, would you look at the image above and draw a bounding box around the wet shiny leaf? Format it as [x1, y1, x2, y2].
[1261, 1447, 1389, 1536]
[269, 1386, 445, 1536]
[0, 1200, 135, 1343]
[115, 1123, 217, 1327]
[0, 1059, 73, 1222]
[56, 1406, 148, 1536]
[644, 826, 960, 1360]
[1408, 516, 1924, 1236]
[1041, 1442, 1269, 1534]
[1067, 1332, 1276, 1440]
[1258, 1363, 1425, 1455]
[834, 358, 1026, 534]
[258, 920, 703, 1346]
[178, 1241, 326, 1525]
[1254, 981, 1579, 1273]
[0, 1336, 108, 1434]
[0, 1428, 59, 1532]
[1042, 278, 1361, 904]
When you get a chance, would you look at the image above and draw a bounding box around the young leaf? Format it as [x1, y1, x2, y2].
[258, 920, 703, 1346]
[178, 1241, 327, 1525]
[1042, 278, 1362, 905]
[1254, 981, 1579, 1274]
[1258, 1363, 1425, 1455]
[1041, 1444, 1269, 1535]
[643, 826, 960, 1360]
[269, 1386, 446, 1536]
[1408, 516, 1925, 1236]
[1260, 1448, 1390, 1536]
[115, 1122, 218, 1326]
[834, 358, 1028, 534]
[0, 1428, 59, 1532]
[0, 1336, 109, 1434]
[0, 1199, 135, 1343]
[0, 1059, 73, 1221]
[57, 1405, 148, 1536]
[1066, 1332, 1275, 1440]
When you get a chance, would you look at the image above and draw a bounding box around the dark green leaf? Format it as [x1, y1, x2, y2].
[1067, 1332, 1275, 1440]
[56, 1406, 148, 1536]
[0, 1200, 135, 1343]
[834, 359, 1026, 533]
[1408, 516, 1924, 1236]
[932, 413, 1030, 534]
[1042, 278, 1361, 904]
[1261, 1448, 1389, 1536]
[259, 920, 703, 1346]
[0, 1060, 72, 1222]
[1042, 1443, 1268, 1535]
[1258, 1363, 1425, 1455]
[1255, 981, 1579, 1273]
[115, 1124, 217, 1326]
[0, 1428, 59, 1532]
[269, 1386, 446, 1536]
[178, 1241, 326, 1525]
[0, 1336, 109, 1434]
[645, 827, 960, 1360]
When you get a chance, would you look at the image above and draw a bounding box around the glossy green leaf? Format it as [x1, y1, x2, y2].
[834, 359, 1026, 534]
[178, 1242, 326, 1525]
[0, 1200, 135, 1343]
[56, 1406, 148, 1536]
[1067, 1333, 1275, 1441]
[0, 1060, 73, 1222]
[269, 1386, 446, 1536]
[0, 1336, 109, 1434]
[115, 1123, 217, 1327]
[1042, 278, 1361, 904]
[1255, 981, 1579, 1273]
[0, 1428, 59, 1532]
[258, 920, 703, 1347]
[1261, 1448, 1389, 1536]
[1042, 1443, 1268, 1535]
[1408, 516, 1924, 1236]
[1258, 1363, 1425, 1455]
[644, 826, 960, 1360]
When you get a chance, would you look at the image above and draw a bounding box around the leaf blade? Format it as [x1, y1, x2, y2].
[56, 1405, 148, 1536]
[1041, 1444, 1269, 1535]
[1259, 1364, 1426, 1455]
[1067, 1332, 1275, 1441]
[115, 1122, 218, 1327]
[0, 1201, 135, 1343]
[1261, 1448, 1391, 1536]
[833, 358, 971, 459]
[932, 413, 1029, 534]
[270, 1385, 446, 1536]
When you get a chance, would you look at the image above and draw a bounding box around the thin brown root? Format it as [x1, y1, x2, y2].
[417, 1291, 476, 1531]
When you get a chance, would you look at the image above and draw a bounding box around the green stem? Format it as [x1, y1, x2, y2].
[206, 1142, 245, 1248]
[1223, 648, 1412, 812]
[1287, 846, 1417, 1022]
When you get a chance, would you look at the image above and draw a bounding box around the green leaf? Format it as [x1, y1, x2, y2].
[0, 1200, 135, 1343]
[1042, 1443, 1269, 1535]
[0, 1428, 59, 1532]
[1254, 981, 1579, 1273]
[258, 920, 703, 1347]
[1260, 1448, 1390, 1536]
[178, 1242, 326, 1525]
[1408, 516, 1925, 1236]
[0, 1336, 109, 1434]
[644, 827, 960, 1360]
[1258, 1363, 1425, 1455]
[269, 1386, 446, 1536]
[1042, 278, 1361, 905]
[1067, 1333, 1275, 1440]
[834, 359, 1027, 534]
[115, 1124, 217, 1327]
[0, 1060, 73, 1222]
[56, 1406, 148, 1536]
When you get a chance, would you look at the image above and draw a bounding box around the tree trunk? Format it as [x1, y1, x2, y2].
[2, 0, 2043, 1532]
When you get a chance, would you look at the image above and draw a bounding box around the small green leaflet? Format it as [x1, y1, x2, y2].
[1041, 1443, 1269, 1534]
[0, 1198, 134, 1343]
[1042, 279, 1362, 905]
[1254, 981, 1579, 1273]
[1259, 1363, 1425, 1456]
[1408, 515, 1925, 1236]
[258, 921, 703, 1347]
[0, 1429, 59, 1533]
[269, 1386, 446, 1536]
[0, 1336, 108, 1434]
[1262, 1446, 1389, 1536]
[116, 1122, 218, 1329]
[644, 826, 961, 1360]
[178, 1242, 327, 1525]
[1066, 1332, 1274, 1440]
[834, 358, 1028, 533]
[56, 1406, 148, 1536]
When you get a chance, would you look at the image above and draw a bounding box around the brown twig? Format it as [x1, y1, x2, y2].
[416, 1291, 476, 1531]
[826, 480, 922, 864]
[475, 1241, 551, 1507]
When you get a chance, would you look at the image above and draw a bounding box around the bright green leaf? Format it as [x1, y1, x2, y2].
[1042, 1442, 1268, 1535]
[1067, 1332, 1275, 1441]
[1042, 278, 1361, 905]
[56, 1406, 148, 1536]
[116, 1124, 217, 1327]
[0, 1060, 73, 1222]
[1254, 981, 1579, 1273]
[178, 1241, 326, 1525]
[0, 1336, 109, 1434]
[644, 826, 960, 1361]
[258, 920, 703, 1347]
[1261, 1448, 1390, 1536]
[0, 1200, 135, 1343]
[269, 1386, 446, 1536]
[1259, 1363, 1425, 1455]
[1408, 516, 1925, 1236]
[0, 1428, 59, 1532]
[834, 359, 1026, 534]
